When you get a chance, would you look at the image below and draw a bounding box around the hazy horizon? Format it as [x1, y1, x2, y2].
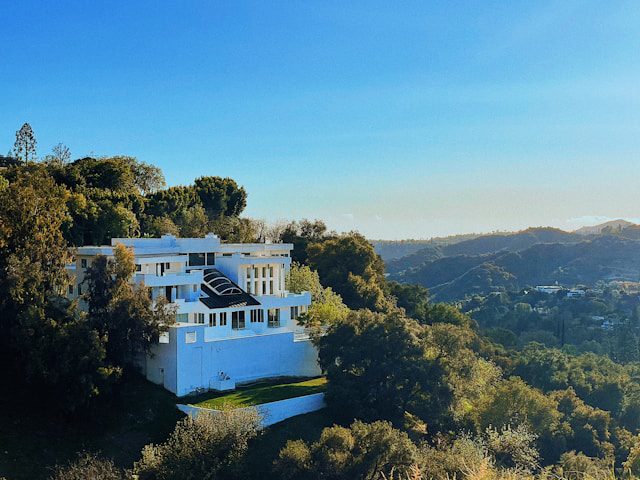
[2, 1, 639, 239]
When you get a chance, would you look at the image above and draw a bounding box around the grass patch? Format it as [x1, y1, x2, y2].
[188, 376, 327, 409]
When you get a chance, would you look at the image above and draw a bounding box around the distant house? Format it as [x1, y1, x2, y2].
[600, 319, 614, 331]
[566, 289, 586, 298]
[67, 234, 319, 396]
[535, 285, 562, 294]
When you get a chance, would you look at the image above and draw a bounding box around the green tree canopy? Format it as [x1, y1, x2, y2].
[307, 233, 390, 311]
[317, 309, 452, 428]
[274, 420, 419, 480]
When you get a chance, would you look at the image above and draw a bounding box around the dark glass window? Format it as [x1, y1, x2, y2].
[232, 311, 246, 329]
[206, 253, 216, 265]
[189, 253, 205, 266]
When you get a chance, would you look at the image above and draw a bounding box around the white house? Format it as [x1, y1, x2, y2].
[67, 234, 320, 396]
[534, 285, 563, 294]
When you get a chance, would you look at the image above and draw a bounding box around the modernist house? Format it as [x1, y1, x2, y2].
[67, 234, 320, 396]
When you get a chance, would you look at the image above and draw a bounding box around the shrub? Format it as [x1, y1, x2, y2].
[274, 420, 418, 480]
[133, 408, 260, 480]
[50, 453, 123, 480]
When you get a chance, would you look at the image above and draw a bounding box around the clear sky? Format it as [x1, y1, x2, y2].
[1, 1, 639, 239]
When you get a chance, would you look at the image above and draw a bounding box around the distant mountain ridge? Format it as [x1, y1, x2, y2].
[385, 227, 582, 275]
[574, 219, 636, 235]
[384, 225, 640, 301]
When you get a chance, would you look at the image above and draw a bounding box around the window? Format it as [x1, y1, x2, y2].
[251, 309, 264, 323]
[246, 280, 252, 294]
[291, 306, 299, 320]
[189, 252, 205, 266]
[68, 284, 74, 294]
[193, 284, 198, 293]
[209, 313, 216, 327]
[268, 308, 280, 327]
[195, 313, 205, 324]
[165, 262, 170, 269]
[269, 280, 274, 295]
[185, 331, 197, 343]
[176, 313, 188, 323]
[254, 267, 259, 277]
[159, 332, 169, 344]
[77, 283, 82, 295]
[219, 312, 227, 326]
[269, 266, 274, 276]
[81, 259, 87, 268]
[232, 311, 246, 329]
[135, 264, 142, 272]
[262, 281, 266, 295]
[262, 267, 266, 277]
[206, 253, 216, 265]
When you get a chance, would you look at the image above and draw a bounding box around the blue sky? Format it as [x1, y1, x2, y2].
[1, 1, 639, 239]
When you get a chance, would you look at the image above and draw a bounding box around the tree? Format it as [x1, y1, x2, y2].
[307, 233, 390, 311]
[44, 143, 72, 164]
[193, 176, 247, 218]
[388, 281, 430, 323]
[274, 420, 419, 480]
[551, 388, 614, 459]
[0, 170, 115, 411]
[280, 219, 329, 264]
[13, 122, 37, 162]
[134, 408, 260, 480]
[123, 157, 166, 194]
[474, 377, 564, 462]
[84, 244, 174, 370]
[286, 263, 350, 327]
[317, 310, 452, 427]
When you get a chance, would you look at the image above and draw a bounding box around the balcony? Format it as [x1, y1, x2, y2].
[259, 291, 311, 308]
[135, 270, 203, 287]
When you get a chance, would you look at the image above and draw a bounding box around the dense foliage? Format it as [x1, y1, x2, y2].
[4, 126, 640, 479]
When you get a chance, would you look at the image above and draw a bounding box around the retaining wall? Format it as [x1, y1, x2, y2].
[177, 392, 326, 427]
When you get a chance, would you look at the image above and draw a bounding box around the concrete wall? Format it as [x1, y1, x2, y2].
[147, 326, 321, 396]
[177, 392, 326, 427]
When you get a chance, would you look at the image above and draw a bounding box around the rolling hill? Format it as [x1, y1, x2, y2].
[388, 234, 640, 301]
[385, 227, 582, 275]
[574, 219, 636, 235]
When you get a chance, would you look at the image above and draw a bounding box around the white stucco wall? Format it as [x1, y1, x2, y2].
[177, 392, 326, 427]
[147, 326, 321, 397]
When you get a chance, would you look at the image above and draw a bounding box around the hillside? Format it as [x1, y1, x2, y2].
[391, 236, 640, 301]
[386, 227, 582, 275]
[372, 233, 480, 262]
[574, 219, 636, 235]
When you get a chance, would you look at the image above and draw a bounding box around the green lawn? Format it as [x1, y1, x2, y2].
[188, 376, 327, 409]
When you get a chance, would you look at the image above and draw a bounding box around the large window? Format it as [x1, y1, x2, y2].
[176, 313, 188, 323]
[206, 253, 216, 265]
[268, 308, 280, 328]
[189, 253, 205, 266]
[251, 309, 264, 323]
[209, 313, 216, 327]
[195, 313, 205, 324]
[291, 306, 299, 320]
[220, 312, 227, 326]
[232, 311, 246, 330]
